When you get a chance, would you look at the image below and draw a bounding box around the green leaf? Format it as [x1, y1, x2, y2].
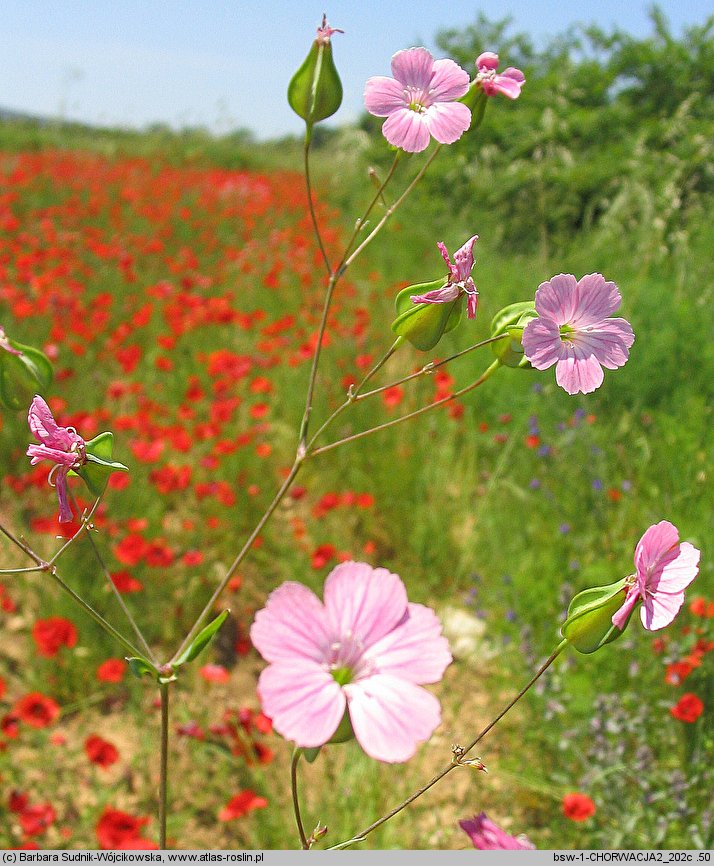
[561, 577, 631, 654]
[288, 38, 343, 127]
[392, 280, 462, 352]
[126, 656, 158, 680]
[174, 610, 230, 667]
[72, 431, 128, 497]
[0, 341, 53, 410]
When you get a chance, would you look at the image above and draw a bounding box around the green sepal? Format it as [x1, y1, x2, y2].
[0, 340, 53, 410]
[302, 746, 321, 764]
[288, 38, 343, 131]
[490, 301, 537, 368]
[391, 279, 462, 351]
[173, 610, 230, 667]
[72, 432, 128, 496]
[460, 86, 489, 131]
[561, 577, 631, 654]
[126, 655, 159, 680]
[326, 709, 355, 745]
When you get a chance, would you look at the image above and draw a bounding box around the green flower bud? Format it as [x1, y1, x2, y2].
[287, 16, 343, 136]
[561, 577, 631, 654]
[0, 328, 53, 410]
[71, 431, 128, 496]
[391, 279, 463, 351]
[490, 301, 537, 368]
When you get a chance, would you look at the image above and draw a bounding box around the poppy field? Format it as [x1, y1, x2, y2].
[1, 11, 713, 852]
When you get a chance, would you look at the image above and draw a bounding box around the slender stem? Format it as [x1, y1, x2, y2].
[0, 565, 47, 574]
[70, 492, 156, 662]
[47, 496, 103, 566]
[159, 682, 170, 849]
[311, 359, 502, 457]
[291, 749, 309, 850]
[170, 459, 304, 664]
[304, 140, 332, 276]
[353, 334, 510, 402]
[342, 145, 442, 272]
[0, 522, 39, 561]
[328, 640, 569, 850]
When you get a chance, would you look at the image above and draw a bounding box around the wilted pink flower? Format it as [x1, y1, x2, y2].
[475, 52, 525, 99]
[26, 395, 87, 523]
[460, 812, 535, 849]
[250, 561, 452, 763]
[411, 235, 479, 318]
[522, 273, 635, 395]
[364, 47, 471, 153]
[612, 521, 700, 631]
[316, 13, 343, 45]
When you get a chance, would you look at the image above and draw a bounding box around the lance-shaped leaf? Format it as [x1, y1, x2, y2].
[71, 431, 128, 496]
[561, 577, 631, 654]
[490, 301, 537, 368]
[174, 610, 230, 667]
[0, 337, 53, 410]
[391, 279, 463, 351]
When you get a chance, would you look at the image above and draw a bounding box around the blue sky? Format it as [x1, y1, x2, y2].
[1, 1, 711, 139]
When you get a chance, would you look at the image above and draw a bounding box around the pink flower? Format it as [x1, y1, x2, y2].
[460, 813, 535, 850]
[26, 395, 87, 523]
[411, 235, 479, 318]
[364, 47, 471, 153]
[522, 273, 635, 395]
[612, 521, 700, 631]
[475, 52, 525, 99]
[250, 561, 452, 763]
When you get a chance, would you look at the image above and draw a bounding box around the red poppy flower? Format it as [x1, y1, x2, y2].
[13, 692, 60, 728]
[19, 802, 57, 837]
[96, 807, 150, 849]
[665, 661, 695, 686]
[218, 790, 268, 822]
[85, 734, 120, 768]
[670, 693, 704, 723]
[199, 664, 230, 684]
[96, 659, 126, 683]
[562, 792, 596, 821]
[32, 617, 78, 657]
[110, 571, 144, 593]
[311, 544, 336, 570]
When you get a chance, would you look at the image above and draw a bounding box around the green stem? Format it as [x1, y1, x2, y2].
[47, 496, 103, 566]
[311, 358, 502, 458]
[304, 139, 332, 276]
[291, 749, 309, 850]
[328, 639, 568, 850]
[159, 682, 170, 849]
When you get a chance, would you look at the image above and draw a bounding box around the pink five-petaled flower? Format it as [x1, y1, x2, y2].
[612, 521, 700, 632]
[411, 235, 479, 318]
[475, 52, 525, 99]
[250, 561, 452, 763]
[460, 813, 535, 850]
[522, 273, 635, 395]
[364, 47, 471, 153]
[26, 395, 87, 523]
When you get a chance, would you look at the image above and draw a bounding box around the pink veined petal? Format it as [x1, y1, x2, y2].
[452, 235, 478, 280]
[502, 67, 526, 84]
[554, 344, 605, 394]
[612, 585, 641, 630]
[641, 589, 686, 631]
[257, 661, 346, 748]
[424, 101, 471, 145]
[390, 47, 435, 90]
[476, 52, 499, 70]
[410, 283, 459, 305]
[362, 603, 452, 684]
[467, 291, 478, 319]
[429, 58, 470, 102]
[651, 541, 700, 595]
[569, 323, 633, 371]
[364, 76, 407, 116]
[491, 74, 523, 99]
[534, 275, 579, 325]
[324, 562, 408, 651]
[635, 520, 680, 585]
[250, 582, 332, 664]
[344, 674, 441, 763]
[522, 317, 562, 370]
[54, 465, 74, 523]
[27, 443, 80, 466]
[569, 273, 622, 328]
[382, 109, 432, 152]
[28, 395, 63, 446]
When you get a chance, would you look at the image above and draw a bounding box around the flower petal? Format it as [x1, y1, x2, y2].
[410, 283, 459, 305]
[363, 603, 452, 684]
[641, 589, 686, 631]
[250, 582, 332, 664]
[452, 235, 478, 281]
[324, 562, 408, 651]
[429, 58, 470, 102]
[533, 275, 579, 325]
[390, 47, 434, 90]
[652, 541, 700, 595]
[364, 76, 407, 117]
[344, 674, 441, 762]
[522, 317, 562, 370]
[490, 74, 523, 99]
[570, 321, 634, 370]
[424, 102, 471, 145]
[257, 661, 345, 748]
[611, 585, 640, 630]
[554, 344, 605, 394]
[382, 109, 431, 152]
[569, 273, 622, 328]
[635, 520, 680, 583]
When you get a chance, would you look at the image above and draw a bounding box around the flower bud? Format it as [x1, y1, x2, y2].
[287, 16, 343, 136]
[0, 327, 53, 410]
[391, 279, 463, 351]
[561, 577, 631, 654]
[489, 301, 536, 367]
[72, 431, 128, 496]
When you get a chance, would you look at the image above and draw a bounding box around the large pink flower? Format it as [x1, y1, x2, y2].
[522, 273, 635, 395]
[250, 562, 452, 763]
[364, 48, 471, 153]
[612, 521, 700, 631]
[26, 395, 86, 523]
[411, 235, 479, 319]
[475, 52, 525, 99]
